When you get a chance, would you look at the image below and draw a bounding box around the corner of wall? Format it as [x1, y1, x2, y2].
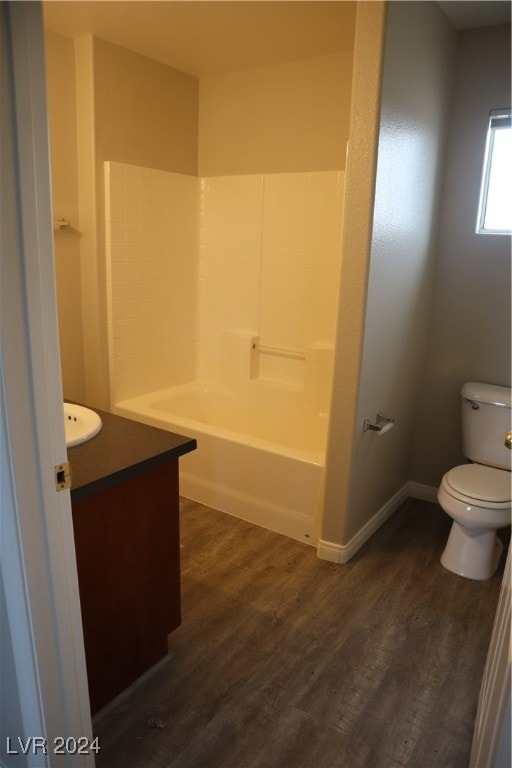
[75, 35, 110, 410]
[320, 1, 387, 548]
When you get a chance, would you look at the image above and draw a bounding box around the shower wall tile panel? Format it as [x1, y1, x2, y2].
[105, 161, 199, 403]
[105, 163, 344, 401]
[199, 171, 344, 388]
[198, 175, 264, 382]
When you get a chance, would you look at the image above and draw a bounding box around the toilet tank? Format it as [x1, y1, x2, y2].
[461, 382, 512, 470]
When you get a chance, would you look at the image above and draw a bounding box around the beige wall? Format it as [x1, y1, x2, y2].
[45, 12, 511, 556]
[104, 162, 199, 404]
[47, 32, 352, 409]
[198, 171, 344, 403]
[45, 30, 85, 402]
[104, 163, 344, 409]
[321, 1, 387, 550]
[89, 37, 199, 407]
[198, 52, 352, 176]
[94, 37, 198, 175]
[322, 0, 457, 547]
[45, 33, 201, 409]
[411, 23, 512, 486]
[344, 0, 456, 541]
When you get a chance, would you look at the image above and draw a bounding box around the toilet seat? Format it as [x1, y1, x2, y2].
[443, 464, 511, 508]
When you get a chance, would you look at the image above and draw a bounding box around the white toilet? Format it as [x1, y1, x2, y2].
[438, 381, 511, 581]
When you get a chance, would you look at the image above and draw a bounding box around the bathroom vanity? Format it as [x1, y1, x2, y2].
[68, 408, 196, 715]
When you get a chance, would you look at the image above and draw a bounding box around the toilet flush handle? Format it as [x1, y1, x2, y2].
[505, 432, 512, 450]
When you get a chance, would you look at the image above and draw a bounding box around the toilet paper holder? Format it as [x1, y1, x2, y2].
[363, 411, 395, 433]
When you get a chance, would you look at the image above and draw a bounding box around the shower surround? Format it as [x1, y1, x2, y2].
[105, 161, 344, 543]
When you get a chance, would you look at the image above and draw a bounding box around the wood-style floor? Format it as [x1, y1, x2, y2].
[94, 498, 507, 768]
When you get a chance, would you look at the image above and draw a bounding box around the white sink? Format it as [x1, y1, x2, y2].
[64, 403, 102, 447]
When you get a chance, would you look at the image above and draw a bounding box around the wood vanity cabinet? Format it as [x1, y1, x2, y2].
[68, 408, 196, 715]
[72, 460, 181, 715]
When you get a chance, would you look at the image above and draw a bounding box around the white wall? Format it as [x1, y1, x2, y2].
[45, 30, 85, 403]
[198, 52, 352, 176]
[411, 23, 512, 487]
[45, 32, 354, 409]
[322, 0, 456, 550]
[45, 32, 200, 410]
[199, 171, 344, 399]
[320, 1, 387, 555]
[104, 164, 344, 409]
[104, 162, 199, 404]
[345, 0, 456, 540]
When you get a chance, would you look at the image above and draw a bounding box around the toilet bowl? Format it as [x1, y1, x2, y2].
[438, 463, 511, 580]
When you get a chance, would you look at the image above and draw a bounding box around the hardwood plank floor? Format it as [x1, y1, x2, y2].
[93, 498, 507, 768]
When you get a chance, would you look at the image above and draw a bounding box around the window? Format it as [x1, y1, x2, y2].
[476, 109, 512, 235]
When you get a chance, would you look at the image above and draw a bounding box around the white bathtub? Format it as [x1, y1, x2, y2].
[114, 383, 327, 546]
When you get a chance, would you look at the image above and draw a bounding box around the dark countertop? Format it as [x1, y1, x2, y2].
[68, 406, 196, 500]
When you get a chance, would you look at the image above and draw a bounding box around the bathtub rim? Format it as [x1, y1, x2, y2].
[113, 381, 326, 467]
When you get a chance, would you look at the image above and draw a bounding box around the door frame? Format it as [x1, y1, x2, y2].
[1, 2, 93, 764]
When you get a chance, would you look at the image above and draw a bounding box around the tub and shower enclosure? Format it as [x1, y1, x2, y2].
[106, 162, 345, 545]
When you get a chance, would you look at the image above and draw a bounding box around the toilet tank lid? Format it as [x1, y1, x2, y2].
[461, 382, 511, 408]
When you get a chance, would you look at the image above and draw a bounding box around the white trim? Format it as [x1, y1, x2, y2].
[180, 471, 318, 547]
[0, 384, 45, 765]
[470, 547, 511, 767]
[317, 481, 439, 563]
[407, 481, 438, 504]
[317, 483, 410, 563]
[1, 2, 93, 763]
[315, 538, 346, 564]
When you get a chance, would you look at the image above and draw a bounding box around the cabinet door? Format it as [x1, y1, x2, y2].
[72, 460, 181, 714]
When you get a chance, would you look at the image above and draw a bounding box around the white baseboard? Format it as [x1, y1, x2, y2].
[180, 472, 317, 547]
[407, 481, 438, 504]
[317, 481, 439, 564]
